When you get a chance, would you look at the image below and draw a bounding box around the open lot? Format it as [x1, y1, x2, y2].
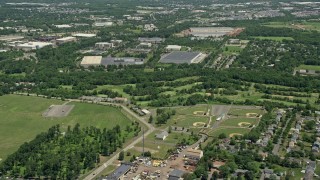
[42, 104, 74, 117]
[0, 95, 132, 160]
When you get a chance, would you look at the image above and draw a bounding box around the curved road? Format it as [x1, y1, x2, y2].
[83, 103, 155, 180]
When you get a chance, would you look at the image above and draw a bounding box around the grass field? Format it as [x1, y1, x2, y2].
[95, 84, 133, 98]
[208, 127, 250, 137]
[170, 115, 209, 127]
[252, 36, 294, 41]
[296, 65, 320, 71]
[262, 21, 320, 31]
[0, 95, 132, 160]
[223, 45, 243, 55]
[220, 117, 259, 127]
[228, 108, 264, 116]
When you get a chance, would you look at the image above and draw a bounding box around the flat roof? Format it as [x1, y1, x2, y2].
[189, 27, 235, 37]
[166, 45, 182, 49]
[159, 51, 201, 64]
[101, 57, 144, 66]
[56, 36, 76, 41]
[81, 56, 102, 65]
[17, 42, 53, 48]
[73, 33, 96, 38]
[169, 169, 185, 178]
[106, 163, 132, 180]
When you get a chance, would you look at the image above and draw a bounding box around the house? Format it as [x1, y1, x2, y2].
[168, 169, 185, 180]
[232, 169, 248, 177]
[155, 131, 168, 140]
[260, 169, 280, 180]
[104, 162, 132, 180]
[185, 148, 203, 160]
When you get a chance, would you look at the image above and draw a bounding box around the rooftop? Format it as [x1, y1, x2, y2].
[105, 163, 132, 180]
[169, 169, 185, 178]
[81, 56, 102, 65]
[159, 51, 203, 64]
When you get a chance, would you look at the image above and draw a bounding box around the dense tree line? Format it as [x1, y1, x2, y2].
[0, 123, 140, 179]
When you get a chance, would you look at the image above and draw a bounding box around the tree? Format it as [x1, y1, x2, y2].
[148, 116, 153, 123]
[118, 151, 124, 161]
[218, 133, 227, 139]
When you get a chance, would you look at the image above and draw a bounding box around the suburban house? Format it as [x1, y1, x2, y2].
[155, 131, 169, 140]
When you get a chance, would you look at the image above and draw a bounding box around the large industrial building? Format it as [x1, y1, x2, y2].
[80, 56, 144, 68]
[187, 27, 235, 38]
[138, 37, 164, 44]
[159, 51, 206, 64]
[101, 57, 144, 66]
[56, 37, 77, 45]
[80, 56, 103, 68]
[11, 41, 53, 51]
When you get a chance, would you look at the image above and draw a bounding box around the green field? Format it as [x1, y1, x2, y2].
[223, 45, 243, 55]
[296, 65, 320, 71]
[208, 127, 250, 137]
[228, 108, 264, 116]
[0, 95, 132, 160]
[263, 21, 320, 31]
[170, 115, 209, 127]
[95, 84, 133, 98]
[252, 36, 294, 41]
[220, 117, 259, 127]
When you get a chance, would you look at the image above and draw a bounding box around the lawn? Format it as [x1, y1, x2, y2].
[228, 108, 264, 116]
[220, 117, 259, 127]
[223, 45, 243, 55]
[169, 115, 209, 127]
[175, 104, 209, 115]
[296, 65, 320, 71]
[0, 95, 132, 160]
[262, 21, 320, 31]
[252, 36, 294, 41]
[208, 127, 251, 137]
[95, 84, 133, 98]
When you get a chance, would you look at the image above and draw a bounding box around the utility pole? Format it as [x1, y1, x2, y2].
[142, 127, 145, 161]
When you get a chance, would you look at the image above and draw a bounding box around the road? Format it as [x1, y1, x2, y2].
[272, 114, 288, 155]
[83, 103, 155, 180]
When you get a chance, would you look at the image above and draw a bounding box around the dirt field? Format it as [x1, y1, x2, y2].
[42, 105, 74, 117]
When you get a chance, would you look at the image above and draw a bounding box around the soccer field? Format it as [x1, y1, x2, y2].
[0, 95, 132, 160]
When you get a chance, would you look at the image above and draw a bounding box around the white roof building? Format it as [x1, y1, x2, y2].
[80, 56, 102, 68]
[72, 33, 96, 38]
[56, 37, 77, 44]
[93, 22, 113, 27]
[54, 24, 72, 28]
[15, 42, 52, 51]
[166, 45, 182, 51]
